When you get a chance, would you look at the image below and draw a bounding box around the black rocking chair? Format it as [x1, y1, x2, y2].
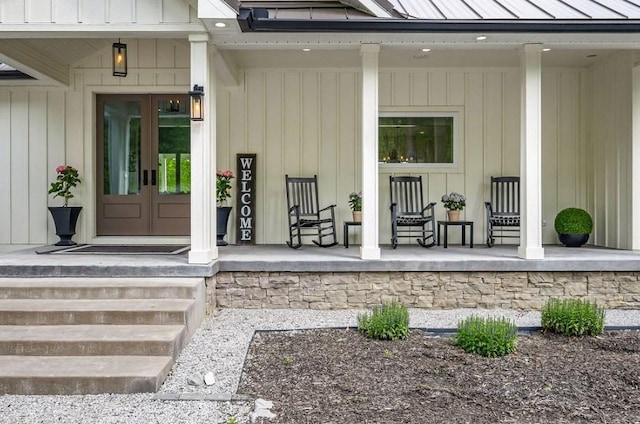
[390, 175, 437, 248]
[485, 176, 521, 247]
[285, 175, 338, 249]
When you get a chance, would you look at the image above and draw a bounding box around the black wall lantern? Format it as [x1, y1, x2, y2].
[112, 39, 127, 77]
[189, 84, 204, 121]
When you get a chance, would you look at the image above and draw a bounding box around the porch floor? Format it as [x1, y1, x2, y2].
[1, 244, 640, 277]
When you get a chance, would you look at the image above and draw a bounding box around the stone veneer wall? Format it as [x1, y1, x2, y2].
[213, 271, 640, 310]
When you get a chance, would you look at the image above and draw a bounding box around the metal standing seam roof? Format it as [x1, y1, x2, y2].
[235, 0, 640, 32]
[389, 0, 640, 19]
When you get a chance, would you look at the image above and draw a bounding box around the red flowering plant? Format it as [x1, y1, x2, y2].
[49, 165, 81, 207]
[216, 170, 234, 206]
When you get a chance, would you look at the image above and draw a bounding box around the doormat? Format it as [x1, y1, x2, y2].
[49, 245, 190, 255]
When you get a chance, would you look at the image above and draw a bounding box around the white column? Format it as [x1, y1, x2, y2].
[360, 44, 381, 260]
[518, 44, 544, 260]
[188, 33, 217, 264]
[632, 65, 640, 250]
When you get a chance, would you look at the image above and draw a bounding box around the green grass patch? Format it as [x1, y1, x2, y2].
[541, 298, 605, 336]
[454, 316, 518, 357]
[358, 302, 409, 340]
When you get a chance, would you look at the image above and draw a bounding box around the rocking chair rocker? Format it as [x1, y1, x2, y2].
[285, 175, 338, 249]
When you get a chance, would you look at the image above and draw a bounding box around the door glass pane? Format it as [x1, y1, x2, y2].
[103, 100, 141, 195]
[157, 99, 190, 194]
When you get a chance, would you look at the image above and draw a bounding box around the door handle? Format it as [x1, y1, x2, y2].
[143, 170, 148, 186]
[151, 170, 157, 186]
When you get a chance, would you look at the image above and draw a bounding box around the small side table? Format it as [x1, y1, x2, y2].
[343, 221, 361, 248]
[437, 220, 474, 248]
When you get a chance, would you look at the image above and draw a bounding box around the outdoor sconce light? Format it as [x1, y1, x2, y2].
[112, 39, 127, 77]
[189, 84, 204, 121]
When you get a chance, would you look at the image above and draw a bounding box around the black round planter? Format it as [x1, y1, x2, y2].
[216, 206, 232, 246]
[48, 206, 82, 246]
[558, 233, 589, 247]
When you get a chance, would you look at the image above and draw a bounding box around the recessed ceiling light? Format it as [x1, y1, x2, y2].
[543, 48, 551, 52]
[302, 48, 311, 52]
[476, 35, 487, 41]
[215, 22, 226, 28]
[421, 48, 431, 52]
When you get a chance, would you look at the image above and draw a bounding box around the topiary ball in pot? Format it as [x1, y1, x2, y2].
[554, 207, 593, 247]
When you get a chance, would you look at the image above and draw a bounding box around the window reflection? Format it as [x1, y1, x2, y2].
[103, 100, 141, 195]
[379, 116, 454, 164]
[158, 100, 191, 195]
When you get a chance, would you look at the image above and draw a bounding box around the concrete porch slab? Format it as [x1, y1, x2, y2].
[1, 244, 640, 276]
[217, 244, 640, 272]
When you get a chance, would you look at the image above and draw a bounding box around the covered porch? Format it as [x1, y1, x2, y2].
[2, 0, 640, 265]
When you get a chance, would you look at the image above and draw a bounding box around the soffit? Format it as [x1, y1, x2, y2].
[227, 45, 616, 68]
[0, 39, 111, 84]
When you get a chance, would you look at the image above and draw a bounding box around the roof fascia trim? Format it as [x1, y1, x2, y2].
[237, 17, 640, 33]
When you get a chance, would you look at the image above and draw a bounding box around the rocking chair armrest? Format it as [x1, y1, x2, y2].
[390, 202, 397, 212]
[318, 204, 336, 213]
[484, 202, 493, 214]
[289, 204, 300, 214]
[421, 202, 437, 214]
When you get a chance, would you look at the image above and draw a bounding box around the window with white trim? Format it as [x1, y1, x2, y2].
[379, 112, 459, 167]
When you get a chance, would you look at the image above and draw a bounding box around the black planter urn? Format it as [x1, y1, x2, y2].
[558, 233, 589, 247]
[48, 206, 82, 246]
[216, 206, 232, 246]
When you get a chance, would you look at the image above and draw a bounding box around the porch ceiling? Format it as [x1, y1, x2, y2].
[226, 45, 617, 68]
[0, 38, 111, 86]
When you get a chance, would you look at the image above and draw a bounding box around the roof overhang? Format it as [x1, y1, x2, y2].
[238, 11, 640, 33]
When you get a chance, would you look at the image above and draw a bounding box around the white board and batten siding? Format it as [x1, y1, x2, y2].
[0, 0, 194, 24]
[221, 67, 585, 246]
[0, 39, 189, 249]
[586, 52, 634, 250]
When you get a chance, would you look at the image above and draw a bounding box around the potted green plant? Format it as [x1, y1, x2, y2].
[441, 192, 465, 221]
[216, 170, 234, 246]
[554, 207, 593, 247]
[48, 165, 82, 246]
[348, 191, 362, 222]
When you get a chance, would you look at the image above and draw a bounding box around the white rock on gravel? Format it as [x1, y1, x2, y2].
[204, 371, 215, 386]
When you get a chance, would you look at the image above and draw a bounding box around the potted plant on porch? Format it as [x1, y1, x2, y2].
[348, 191, 362, 222]
[554, 207, 593, 247]
[48, 165, 82, 246]
[441, 192, 466, 221]
[216, 169, 234, 246]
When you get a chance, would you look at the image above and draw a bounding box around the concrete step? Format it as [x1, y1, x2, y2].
[0, 299, 197, 325]
[0, 355, 173, 394]
[0, 277, 203, 300]
[0, 325, 185, 357]
[0, 277, 207, 395]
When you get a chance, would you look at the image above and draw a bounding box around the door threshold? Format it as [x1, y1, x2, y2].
[90, 236, 190, 245]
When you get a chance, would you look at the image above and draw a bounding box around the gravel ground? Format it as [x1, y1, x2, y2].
[0, 308, 638, 424]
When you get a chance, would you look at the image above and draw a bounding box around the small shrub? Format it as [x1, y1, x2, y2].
[541, 298, 605, 336]
[454, 316, 518, 357]
[358, 302, 409, 340]
[554, 208, 593, 234]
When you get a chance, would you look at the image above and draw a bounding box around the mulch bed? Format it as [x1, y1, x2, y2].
[238, 328, 640, 424]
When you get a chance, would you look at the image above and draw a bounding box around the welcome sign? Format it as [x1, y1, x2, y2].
[236, 154, 256, 244]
